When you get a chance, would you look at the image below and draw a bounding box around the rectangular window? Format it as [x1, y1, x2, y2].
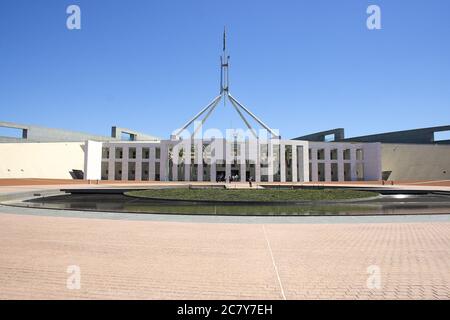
[178, 163, 185, 181]
[343, 149, 351, 161]
[101, 162, 109, 180]
[155, 147, 161, 159]
[121, 132, 135, 141]
[344, 163, 351, 181]
[260, 144, 269, 166]
[324, 134, 335, 142]
[155, 162, 160, 181]
[129, 147, 136, 159]
[330, 149, 338, 160]
[102, 147, 110, 159]
[128, 162, 136, 180]
[260, 162, 269, 182]
[190, 164, 198, 182]
[356, 163, 364, 181]
[318, 163, 325, 181]
[115, 147, 123, 159]
[356, 149, 364, 161]
[191, 144, 196, 164]
[273, 144, 281, 182]
[331, 163, 338, 181]
[317, 149, 325, 160]
[203, 143, 211, 162]
[114, 162, 122, 180]
[233, 142, 240, 157]
[142, 148, 150, 159]
[142, 162, 149, 181]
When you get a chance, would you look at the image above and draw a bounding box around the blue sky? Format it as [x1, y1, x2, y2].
[0, 0, 449, 139]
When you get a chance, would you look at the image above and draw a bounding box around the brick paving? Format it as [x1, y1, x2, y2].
[0, 213, 449, 300]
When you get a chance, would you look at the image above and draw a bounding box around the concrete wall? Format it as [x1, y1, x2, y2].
[382, 144, 450, 180]
[0, 121, 160, 143]
[0, 142, 85, 179]
[363, 143, 382, 181]
[84, 141, 102, 180]
[344, 125, 450, 145]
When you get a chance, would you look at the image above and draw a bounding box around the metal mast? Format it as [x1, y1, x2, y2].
[220, 27, 229, 96]
[172, 29, 280, 140]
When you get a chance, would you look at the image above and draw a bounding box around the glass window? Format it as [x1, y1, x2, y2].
[356, 163, 364, 180]
[285, 145, 293, 182]
[330, 149, 338, 160]
[143, 148, 150, 159]
[273, 144, 281, 182]
[317, 149, 325, 160]
[129, 147, 136, 159]
[102, 147, 110, 159]
[155, 162, 160, 181]
[356, 149, 364, 161]
[115, 147, 123, 159]
[318, 163, 325, 181]
[142, 162, 149, 181]
[101, 162, 108, 180]
[343, 149, 351, 161]
[260, 144, 269, 165]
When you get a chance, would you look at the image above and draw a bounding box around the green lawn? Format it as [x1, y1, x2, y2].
[126, 188, 378, 202]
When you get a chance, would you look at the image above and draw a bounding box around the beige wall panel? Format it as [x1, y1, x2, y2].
[382, 144, 450, 180]
[0, 142, 85, 179]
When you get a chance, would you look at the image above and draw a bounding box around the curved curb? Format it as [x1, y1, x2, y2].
[0, 190, 65, 204]
[3, 201, 450, 220]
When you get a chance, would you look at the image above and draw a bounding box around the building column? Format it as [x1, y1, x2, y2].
[108, 146, 115, 180]
[172, 144, 179, 182]
[160, 143, 168, 181]
[149, 147, 156, 181]
[268, 142, 274, 182]
[338, 146, 345, 181]
[184, 146, 191, 182]
[255, 141, 261, 183]
[84, 140, 103, 180]
[310, 147, 318, 182]
[303, 144, 309, 182]
[280, 143, 286, 183]
[210, 160, 216, 182]
[225, 141, 232, 181]
[121, 147, 128, 181]
[324, 147, 332, 182]
[238, 142, 245, 182]
[135, 147, 142, 181]
[350, 148, 357, 181]
[196, 141, 203, 181]
[292, 144, 298, 183]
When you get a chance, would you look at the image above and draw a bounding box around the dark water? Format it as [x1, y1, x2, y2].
[22, 193, 450, 216]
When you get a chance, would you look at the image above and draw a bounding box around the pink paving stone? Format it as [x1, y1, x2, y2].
[0, 213, 449, 300]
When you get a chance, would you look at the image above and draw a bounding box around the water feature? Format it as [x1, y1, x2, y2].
[21, 193, 450, 216]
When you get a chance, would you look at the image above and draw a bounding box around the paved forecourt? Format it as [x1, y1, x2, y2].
[0, 207, 449, 300]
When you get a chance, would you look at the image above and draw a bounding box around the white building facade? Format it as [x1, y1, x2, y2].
[95, 139, 382, 183]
